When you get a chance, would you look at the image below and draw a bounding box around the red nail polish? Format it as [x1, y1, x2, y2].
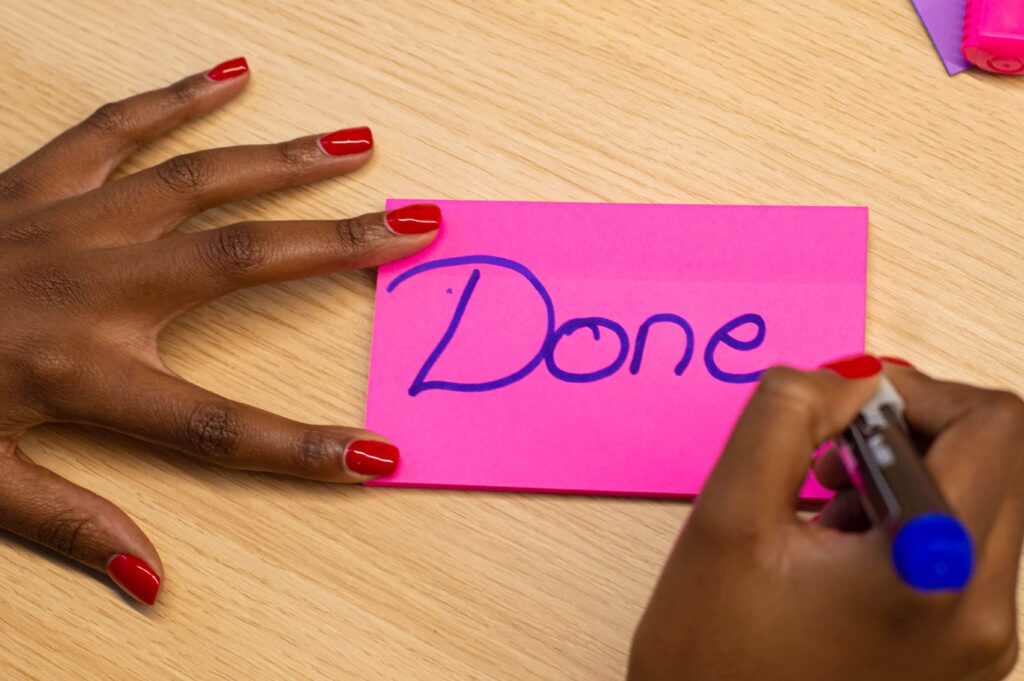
[822, 354, 883, 379]
[106, 554, 161, 606]
[206, 57, 249, 82]
[386, 204, 442, 235]
[317, 126, 373, 157]
[880, 356, 914, 368]
[345, 440, 399, 477]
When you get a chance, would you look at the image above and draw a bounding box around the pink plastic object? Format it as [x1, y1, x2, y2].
[963, 0, 1024, 73]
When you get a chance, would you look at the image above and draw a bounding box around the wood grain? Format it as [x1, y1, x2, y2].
[0, 0, 1021, 678]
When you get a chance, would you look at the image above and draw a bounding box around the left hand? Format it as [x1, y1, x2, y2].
[0, 57, 439, 605]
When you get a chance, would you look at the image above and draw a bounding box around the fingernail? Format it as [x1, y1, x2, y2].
[880, 356, 914, 368]
[386, 203, 442, 235]
[106, 554, 161, 606]
[318, 126, 374, 157]
[821, 354, 883, 379]
[206, 56, 249, 82]
[345, 440, 399, 477]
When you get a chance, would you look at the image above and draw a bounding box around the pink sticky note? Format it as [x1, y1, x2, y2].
[366, 201, 867, 499]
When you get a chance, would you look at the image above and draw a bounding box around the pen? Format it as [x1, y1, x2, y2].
[834, 376, 974, 591]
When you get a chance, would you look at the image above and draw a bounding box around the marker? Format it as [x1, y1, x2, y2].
[962, 0, 1024, 74]
[835, 376, 974, 592]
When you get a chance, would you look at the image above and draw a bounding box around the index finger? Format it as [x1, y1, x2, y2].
[696, 360, 880, 530]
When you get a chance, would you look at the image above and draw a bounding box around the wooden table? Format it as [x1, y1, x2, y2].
[0, 1, 1021, 678]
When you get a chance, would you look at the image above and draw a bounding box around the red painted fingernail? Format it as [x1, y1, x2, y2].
[386, 203, 442, 235]
[345, 440, 399, 477]
[106, 554, 161, 606]
[821, 354, 883, 379]
[317, 126, 373, 157]
[880, 356, 914, 368]
[206, 57, 249, 82]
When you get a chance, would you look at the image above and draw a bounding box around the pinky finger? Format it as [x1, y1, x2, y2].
[0, 448, 163, 605]
[0, 57, 249, 223]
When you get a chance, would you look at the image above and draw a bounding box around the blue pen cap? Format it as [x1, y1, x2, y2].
[892, 513, 974, 592]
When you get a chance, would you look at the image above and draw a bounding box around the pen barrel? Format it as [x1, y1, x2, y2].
[841, 404, 950, 531]
[838, 381, 974, 591]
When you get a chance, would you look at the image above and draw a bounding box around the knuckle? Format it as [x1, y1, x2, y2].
[277, 138, 320, 172]
[0, 174, 31, 202]
[19, 342, 86, 403]
[16, 266, 88, 308]
[200, 224, 267, 277]
[334, 213, 375, 252]
[754, 366, 820, 417]
[296, 430, 342, 474]
[37, 511, 93, 558]
[84, 102, 134, 137]
[1, 219, 53, 244]
[156, 153, 214, 196]
[169, 77, 204, 107]
[184, 403, 240, 462]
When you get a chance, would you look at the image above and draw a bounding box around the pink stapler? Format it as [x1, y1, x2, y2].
[963, 0, 1024, 73]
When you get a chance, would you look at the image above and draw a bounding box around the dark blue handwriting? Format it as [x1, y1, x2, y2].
[387, 255, 766, 396]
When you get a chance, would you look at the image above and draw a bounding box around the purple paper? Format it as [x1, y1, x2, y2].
[913, 0, 972, 75]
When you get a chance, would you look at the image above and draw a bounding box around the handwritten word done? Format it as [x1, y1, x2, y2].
[387, 255, 767, 396]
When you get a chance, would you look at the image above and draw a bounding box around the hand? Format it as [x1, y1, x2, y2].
[629, 356, 1024, 681]
[0, 58, 441, 605]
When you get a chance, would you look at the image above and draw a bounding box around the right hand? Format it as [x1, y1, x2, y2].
[629, 356, 1024, 681]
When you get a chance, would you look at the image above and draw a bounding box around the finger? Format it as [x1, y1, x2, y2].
[816, 488, 871, 532]
[949, 470, 1024, 670]
[122, 204, 441, 318]
[0, 446, 162, 605]
[45, 126, 374, 247]
[887, 365, 1024, 548]
[886, 363, 1006, 436]
[811, 443, 851, 491]
[61, 362, 398, 482]
[0, 58, 249, 225]
[696, 357, 880, 528]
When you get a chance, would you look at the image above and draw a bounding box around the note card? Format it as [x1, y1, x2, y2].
[912, 0, 972, 75]
[366, 200, 867, 499]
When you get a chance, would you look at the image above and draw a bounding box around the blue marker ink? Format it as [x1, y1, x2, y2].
[703, 313, 767, 384]
[387, 255, 555, 396]
[545, 317, 630, 383]
[630, 313, 695, 376]
[387, 255, 768, 394]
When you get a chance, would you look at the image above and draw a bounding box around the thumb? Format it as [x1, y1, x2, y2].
[696, 357, 881, 530]
[0, 445, 163, 605]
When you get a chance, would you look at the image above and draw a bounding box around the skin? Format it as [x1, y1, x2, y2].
[2, 65, 1021, 679]
[629, 363, 1024, 681]
[0, 66, 437, 590]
